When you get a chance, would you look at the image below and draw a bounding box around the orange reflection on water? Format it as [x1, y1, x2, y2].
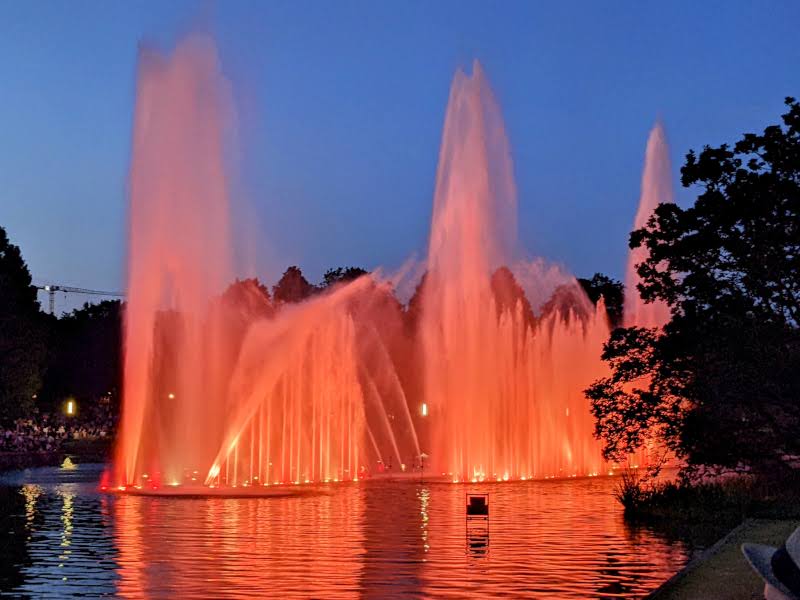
[110, 479, 689, 599]
[112, 486, 365, 598]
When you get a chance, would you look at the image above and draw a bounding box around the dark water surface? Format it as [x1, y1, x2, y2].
[0, 462, 705, 598]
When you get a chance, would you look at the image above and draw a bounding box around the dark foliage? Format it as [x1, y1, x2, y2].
[614, 469, 800, 523]
[0, 227, 47, 423]
[578, 273, 624, 328]
[321, 266, 368, 288]
[221, 277, 273, 318]
[39, 300, 122, 410]
[272, 266, 315, 304]
[588, 98, 800, 475]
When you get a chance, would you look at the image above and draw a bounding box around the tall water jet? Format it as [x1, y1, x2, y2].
[420, 63, 608, 481]
[624, 122, 674, 329]
[118, 35, 236, 486]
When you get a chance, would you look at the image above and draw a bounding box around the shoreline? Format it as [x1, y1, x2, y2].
[647, 518, 800, 599]
[0, 439, 112, 473]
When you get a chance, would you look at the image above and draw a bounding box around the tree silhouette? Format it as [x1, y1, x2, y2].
[321, 266, 368, 288]
[0, 226, 47, 422]
[578, 273, 624, 328]
[40, 300, 121, 411]
[272, 266, 315, 304]
[588, 98, 800, 474]
[222, 277, 273, 317]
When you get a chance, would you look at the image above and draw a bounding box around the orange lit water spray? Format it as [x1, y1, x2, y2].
[116, 36, 662, 492]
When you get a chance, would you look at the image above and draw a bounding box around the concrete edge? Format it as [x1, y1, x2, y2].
[646, 519, 749, 599]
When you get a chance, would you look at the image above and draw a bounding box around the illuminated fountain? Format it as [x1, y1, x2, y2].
[117, 35, 237, 489]
[116, 35, 418, 492]
[418, 62, 609, 482]
[624, 121, 674, 329]
[115, 36, 664, 493]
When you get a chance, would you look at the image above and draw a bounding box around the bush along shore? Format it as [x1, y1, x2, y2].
[615, 465, 800, 528]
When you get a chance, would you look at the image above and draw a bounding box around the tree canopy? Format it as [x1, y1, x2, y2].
[321, 266, 368, 288]
[578, 273, 624, 328]
[40, 300, 122, 410]
[0, 227, 47, 422]
[272, 266, 315, 304]
[588, 98, 800, 474]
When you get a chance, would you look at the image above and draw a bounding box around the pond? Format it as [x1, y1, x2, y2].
[0, 462, 709, 598]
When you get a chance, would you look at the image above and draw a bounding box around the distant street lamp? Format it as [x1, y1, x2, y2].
[65, 398, 76, 416]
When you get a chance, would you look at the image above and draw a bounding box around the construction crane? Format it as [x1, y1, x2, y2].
[36, 284, 125, 315]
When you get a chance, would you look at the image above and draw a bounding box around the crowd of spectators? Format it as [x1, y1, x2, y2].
[0, 401, 117, 454]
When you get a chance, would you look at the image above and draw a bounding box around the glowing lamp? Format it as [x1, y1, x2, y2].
[65, 399, 76, 416]
[167, 392, 175, 400]
[421, 403, 428, 417]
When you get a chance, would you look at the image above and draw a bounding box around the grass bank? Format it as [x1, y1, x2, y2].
[649, 518, 800, 600]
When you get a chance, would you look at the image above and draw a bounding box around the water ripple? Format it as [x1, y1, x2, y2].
[0, 464, 697, 598]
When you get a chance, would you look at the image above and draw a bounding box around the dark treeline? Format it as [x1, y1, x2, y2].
[0, 228, 622, 425]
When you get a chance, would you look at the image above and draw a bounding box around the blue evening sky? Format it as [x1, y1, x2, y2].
[1, 1, 799, 313]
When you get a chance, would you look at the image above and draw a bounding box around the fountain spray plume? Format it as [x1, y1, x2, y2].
[420, 62, 609, 482]
[117, 34, 238, 486]
[117, 38, 627, 491]
[117, 33, 420, 489]
[205, 274, 421, 487]
[624, 121, 674, 329]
